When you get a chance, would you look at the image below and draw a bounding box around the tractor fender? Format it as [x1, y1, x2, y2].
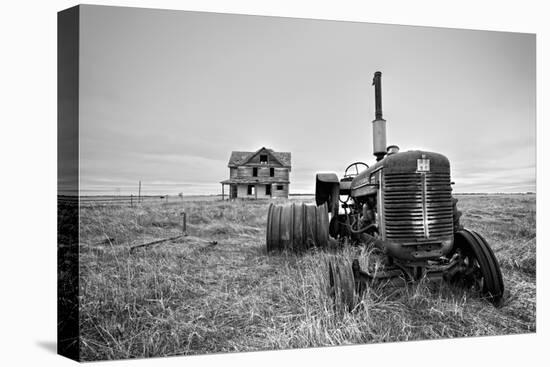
[315, 173, 340, 216]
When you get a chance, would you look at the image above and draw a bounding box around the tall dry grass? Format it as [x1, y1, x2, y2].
[78, 194, 535, 360]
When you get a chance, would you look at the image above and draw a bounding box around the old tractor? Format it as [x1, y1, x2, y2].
[266, 71, 504, 308]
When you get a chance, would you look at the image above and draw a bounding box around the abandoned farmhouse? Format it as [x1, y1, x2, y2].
[220, 147, 291, 199]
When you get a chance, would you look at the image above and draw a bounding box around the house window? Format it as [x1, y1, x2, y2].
[260, 154, 268, 164]
[276, 185, 284, 191]
[253, 167, 258, 177]
[247, 185, 255, 195]
[265, 185, 272, 196]
[270, 168, 275, 177]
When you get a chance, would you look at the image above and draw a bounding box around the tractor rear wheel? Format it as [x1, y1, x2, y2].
[452, 229, 504, 305]
[327, 257, 356, 312]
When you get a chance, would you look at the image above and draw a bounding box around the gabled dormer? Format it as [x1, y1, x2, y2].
[240, 147, 286, 167]
[228, 147, 291, 170]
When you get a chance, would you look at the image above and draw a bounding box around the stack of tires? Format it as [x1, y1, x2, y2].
[266, 202, 329, 252]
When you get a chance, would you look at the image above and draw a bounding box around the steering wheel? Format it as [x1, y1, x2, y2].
[343, 162, 369, 179]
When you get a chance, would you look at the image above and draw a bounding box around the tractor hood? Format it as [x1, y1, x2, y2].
[350, 150, 451, 192]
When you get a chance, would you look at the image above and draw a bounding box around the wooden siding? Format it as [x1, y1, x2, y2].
[273, 167, 289, 180]
[236, 166, 289, 179]
[232, 183, 289, 199]
[271, 183, 289, 198]
[236, 184, 274, 199]
[237, 166, 253, 177]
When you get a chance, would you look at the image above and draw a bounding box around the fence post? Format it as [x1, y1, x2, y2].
[181, 211, 187, 236]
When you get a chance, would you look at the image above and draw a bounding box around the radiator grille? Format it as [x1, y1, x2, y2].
[383, 172, 453, 241]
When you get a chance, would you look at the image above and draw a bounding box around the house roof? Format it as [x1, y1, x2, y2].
[227, 147, 291, 167]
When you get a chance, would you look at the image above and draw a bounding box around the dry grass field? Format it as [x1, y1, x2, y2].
[76, 194, 535, 361]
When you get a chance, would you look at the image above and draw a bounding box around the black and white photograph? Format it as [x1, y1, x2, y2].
[55, 3, 539, 362]
[3, 1, 546, 366]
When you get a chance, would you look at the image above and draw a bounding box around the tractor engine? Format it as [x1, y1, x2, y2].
[316, 150, 455, 262]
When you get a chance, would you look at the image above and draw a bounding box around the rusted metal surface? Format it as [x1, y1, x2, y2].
[382, 171, 454, 259]
[328, 257, 356, 312]
[345, 229, 503, 306]
[130, 235, 183, 252]
[373, 71, 383, 120]
[372, 71, 387, 161]
[451, 229, 504, 304]
[266, 202, 329, 252]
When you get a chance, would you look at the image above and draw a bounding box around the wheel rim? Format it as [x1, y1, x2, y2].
[461, 252, 484, 292]
[327, 257, 356, 312]
[452, 229, 504, 305]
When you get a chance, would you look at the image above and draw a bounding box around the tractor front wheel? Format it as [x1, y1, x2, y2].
[327, 257, 356, 312]
[452, 229, 504, 305]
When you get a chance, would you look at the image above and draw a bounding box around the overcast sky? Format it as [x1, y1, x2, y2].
[79, 5, 535, 196]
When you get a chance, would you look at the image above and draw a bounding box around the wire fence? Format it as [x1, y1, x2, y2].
[58, 194, 222, 207]
[58, 193, 314, 207]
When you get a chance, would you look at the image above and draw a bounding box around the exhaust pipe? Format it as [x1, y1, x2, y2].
[372, 71, 387, 161]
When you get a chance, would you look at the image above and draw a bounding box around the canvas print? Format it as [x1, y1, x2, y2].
[58, 4, 536, 362]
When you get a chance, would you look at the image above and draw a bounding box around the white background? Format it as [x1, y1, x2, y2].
[0, 0, 546, 366]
